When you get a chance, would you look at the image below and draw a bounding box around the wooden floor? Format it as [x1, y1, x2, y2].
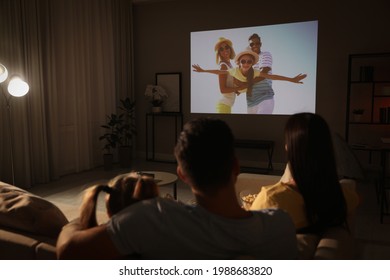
[30, 158, 390, 259]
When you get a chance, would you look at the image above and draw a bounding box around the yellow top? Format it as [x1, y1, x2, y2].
[250, 181, 360, 229]
[228, 68, 261, 93]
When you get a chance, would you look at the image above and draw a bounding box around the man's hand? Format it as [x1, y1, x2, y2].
[291, 73, 307, 84]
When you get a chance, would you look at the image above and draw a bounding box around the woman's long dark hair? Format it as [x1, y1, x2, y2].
[285, 113, 347, 233]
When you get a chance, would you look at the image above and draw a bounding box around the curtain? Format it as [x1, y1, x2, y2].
[0, 0, 134, 188]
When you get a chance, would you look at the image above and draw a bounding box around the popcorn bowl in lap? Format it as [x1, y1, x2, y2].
[239, 189, 258, 210]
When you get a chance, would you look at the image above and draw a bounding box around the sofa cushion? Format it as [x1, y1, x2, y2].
[0, 227, 57, 260]
[0, 228, 40, 259]
[0, 182, 68, 238]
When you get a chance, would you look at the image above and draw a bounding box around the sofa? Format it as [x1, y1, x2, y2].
[0, 180, 112, 260]
[235, 173, 358, 259]
[0, 181, 67, 260]
[0, 173, 358, 260]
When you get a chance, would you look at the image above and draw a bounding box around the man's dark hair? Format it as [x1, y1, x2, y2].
[174, 117, 235, 192]
[248, 33, 261, 41]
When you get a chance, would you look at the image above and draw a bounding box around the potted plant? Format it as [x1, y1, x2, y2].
[352, 109, 364, 122]
[117, 97, 136, 168]
[99, 113, 123, 170]
[99, 97, 137, 169]
[144, 84, 168, 113]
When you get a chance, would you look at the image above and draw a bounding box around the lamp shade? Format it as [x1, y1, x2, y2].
[0, 63, 8, 83]
[7, 77, 29, 97]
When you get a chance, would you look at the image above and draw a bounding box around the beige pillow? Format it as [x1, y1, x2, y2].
[0, 182, 68, 238]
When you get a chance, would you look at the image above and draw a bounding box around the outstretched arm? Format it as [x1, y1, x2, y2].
[192, 64, 228, 75]
[259, 72, 307, 84]
[56, 220, 121, 259]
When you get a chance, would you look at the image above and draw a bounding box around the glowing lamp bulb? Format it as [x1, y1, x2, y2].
[0, 63, 8, 83]
[7, 77, 29, 97]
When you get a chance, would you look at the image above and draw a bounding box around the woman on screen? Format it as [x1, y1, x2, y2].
[192, 50, 307, 114]
[213, 37, 239, 113]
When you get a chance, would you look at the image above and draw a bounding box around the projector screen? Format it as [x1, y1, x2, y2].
[190, 20, 318, 115]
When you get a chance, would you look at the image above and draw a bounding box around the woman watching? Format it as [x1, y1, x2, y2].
[250, 113, 359, 233]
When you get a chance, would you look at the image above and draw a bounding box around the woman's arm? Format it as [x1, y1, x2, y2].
[259, 72, 307, 84]
[192, 64, 228, 75]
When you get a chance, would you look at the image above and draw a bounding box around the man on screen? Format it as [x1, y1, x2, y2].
[57, 118, 297, 259]
[245, 33, 276, 114]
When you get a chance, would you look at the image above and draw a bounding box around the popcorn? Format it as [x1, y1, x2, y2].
[241, 193, 257, 204]
[240, 192, 258, 210]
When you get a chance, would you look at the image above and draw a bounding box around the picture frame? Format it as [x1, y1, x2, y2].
[155, 72, 182, 113]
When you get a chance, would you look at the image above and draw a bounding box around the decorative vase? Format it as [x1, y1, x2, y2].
[152, 106, 162, 113]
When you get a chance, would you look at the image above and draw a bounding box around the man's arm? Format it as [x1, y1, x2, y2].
[56, 220, 122, 259]
[259, 72, 307, 84]
[260, 66, 272, 74]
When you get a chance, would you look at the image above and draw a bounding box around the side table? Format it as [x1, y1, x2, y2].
[139, 171, 178, 199]
[145, 112, 183, 163]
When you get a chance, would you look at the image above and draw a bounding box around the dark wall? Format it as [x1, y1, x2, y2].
[133, 0, 390, 167]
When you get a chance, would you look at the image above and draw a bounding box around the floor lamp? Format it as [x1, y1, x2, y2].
[0, 63, 29, 185]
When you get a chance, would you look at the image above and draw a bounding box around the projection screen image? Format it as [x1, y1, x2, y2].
[190, 20, 318, 115]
